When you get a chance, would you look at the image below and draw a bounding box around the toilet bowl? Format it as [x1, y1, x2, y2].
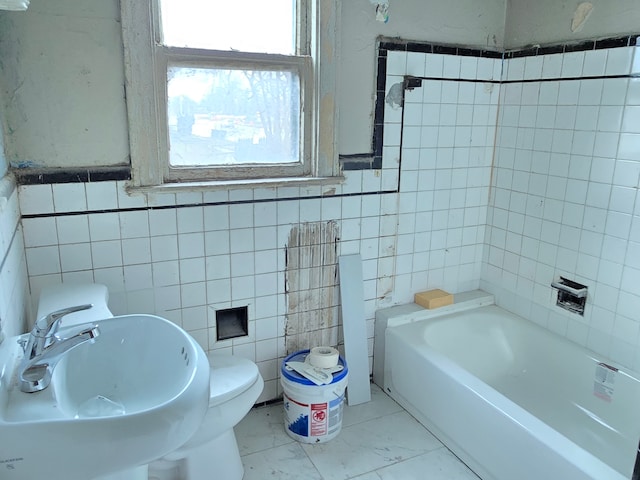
[36, 283, 264, 480]
[149, 354, 263, 480]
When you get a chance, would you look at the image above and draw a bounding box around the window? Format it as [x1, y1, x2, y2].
[121, 0, 338, 187]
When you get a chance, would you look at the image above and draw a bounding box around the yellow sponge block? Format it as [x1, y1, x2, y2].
[414, 289, 454, 309]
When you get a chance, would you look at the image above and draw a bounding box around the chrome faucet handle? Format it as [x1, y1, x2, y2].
[20, 323, 100, 393]
[24, 304, 93, 360]
[33, 304, 94, 339]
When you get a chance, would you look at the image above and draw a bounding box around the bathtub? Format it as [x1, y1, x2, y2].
[375, 295, 640, 480]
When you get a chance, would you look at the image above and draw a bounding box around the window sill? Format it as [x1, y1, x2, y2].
[127, 175, 345, 196]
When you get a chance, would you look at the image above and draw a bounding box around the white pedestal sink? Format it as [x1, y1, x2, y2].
[0, 314, 210, 480]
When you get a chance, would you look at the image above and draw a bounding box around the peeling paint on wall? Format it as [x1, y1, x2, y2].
[285, 221, 340, 354]
[571, 2, 593, 33]
[369, 0, 389, 23]
[386, 82, 404, 110]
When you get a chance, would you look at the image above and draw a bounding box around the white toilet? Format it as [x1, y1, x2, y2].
[148, 353, 263, 480]
[36, 283, 264, 480]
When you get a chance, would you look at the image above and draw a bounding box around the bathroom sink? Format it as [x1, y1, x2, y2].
[0, 314, 210, 480]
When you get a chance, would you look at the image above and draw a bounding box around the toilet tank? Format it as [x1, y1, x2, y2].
[36, 283, 114, 327]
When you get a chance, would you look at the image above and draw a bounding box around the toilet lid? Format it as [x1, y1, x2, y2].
[208, 354, 260, 407]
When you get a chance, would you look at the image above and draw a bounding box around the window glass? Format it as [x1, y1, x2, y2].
[159, 0, 296, 55]
[167, 66, 301, 167]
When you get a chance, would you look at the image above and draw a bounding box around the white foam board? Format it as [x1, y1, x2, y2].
[338, 254, 371, 406]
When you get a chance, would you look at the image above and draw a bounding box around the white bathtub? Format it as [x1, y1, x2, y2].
[376, 297, 640, 480]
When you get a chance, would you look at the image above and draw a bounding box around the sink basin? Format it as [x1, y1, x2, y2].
[0, 314, 210, 480]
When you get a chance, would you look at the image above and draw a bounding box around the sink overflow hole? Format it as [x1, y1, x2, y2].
[216, 306, 249, 341]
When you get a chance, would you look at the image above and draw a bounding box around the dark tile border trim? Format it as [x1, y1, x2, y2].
[14, 166, 131, 185]
[339, 153, 376, 171]
[19, 189, 398, 219]
[505, 34, 638, 58]
[379, 39, 502, 59]
[501, 73, 630, 85]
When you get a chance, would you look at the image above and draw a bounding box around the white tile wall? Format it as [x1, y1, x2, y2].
[383, 54, 498, 305]
[484, 45, 640, 371]
[19, 176, 392, 402]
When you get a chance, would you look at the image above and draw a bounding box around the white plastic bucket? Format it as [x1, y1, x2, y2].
[280, 349, 348, 443]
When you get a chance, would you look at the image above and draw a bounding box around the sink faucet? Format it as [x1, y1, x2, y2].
[19, 304, 100, 393]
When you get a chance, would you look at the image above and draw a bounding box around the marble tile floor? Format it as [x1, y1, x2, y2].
[235, 384, 480, 480]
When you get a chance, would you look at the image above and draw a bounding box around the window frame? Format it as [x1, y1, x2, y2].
[121, 0, 339, 188]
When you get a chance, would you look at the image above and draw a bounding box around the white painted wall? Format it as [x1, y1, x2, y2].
[0, 177, 29, 340]
[0, 54, 29, 341]
[505, 0, 640, 50]
[0, 61, 8, 178]
[0, 111, 6, 178]
[0, 4, 128, 169]
[339, 0, 506, 154]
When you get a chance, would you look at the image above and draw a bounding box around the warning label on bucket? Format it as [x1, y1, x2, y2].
[310, 403, 328, 436]
[281, 349, 348, 443]
[283, 391, 345, 442]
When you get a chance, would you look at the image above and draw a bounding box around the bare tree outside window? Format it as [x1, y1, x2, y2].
[167, 67, 300, 167]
